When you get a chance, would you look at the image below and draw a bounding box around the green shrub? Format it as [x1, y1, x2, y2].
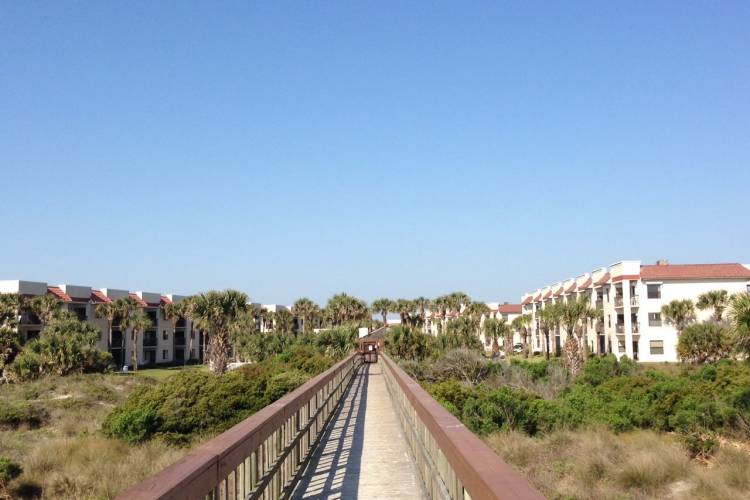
[0, 457, 22, 486]
[0, 400, 47, 429]
[105, 408, 160, 444]
[677, 322, 733, 363]
[104, 348, 336, 443]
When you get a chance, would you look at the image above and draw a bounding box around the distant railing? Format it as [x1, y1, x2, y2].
[117, 353, 360, 500]
[381, 354, 544, 500]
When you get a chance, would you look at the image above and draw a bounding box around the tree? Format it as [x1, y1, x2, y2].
[163, 301, 187, 363]
[483, 317, 509, 356]
[412, 297, 431, 329]
[122, 310, 152, 372]
[95, 301, 119, 352]
[0, 294, 23, 372]
[447, 292, 471, 317]
[386, 325, 430, 360]
[395, 299, 415, 326]
[7, 316, 112, 380]
[275, 308, 295, 335]
[696, 290, 729, 322]
[29, 294, 60, 327]
[511, 314, 532, 358]
[325, 293, 369, 327]
[292, 298, 319, 334]
[661, 299, 696, 335]
[538, 304, 563, 359]
[189, 290, 249, 374]
[371, 298, 395, 327]
[465, 302, 490, 337]
[677, 322, 733, 363]
[433, 295, 451, 332]
[728, 292, 750, 356]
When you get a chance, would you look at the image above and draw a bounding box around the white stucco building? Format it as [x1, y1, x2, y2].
[521, 261, 750, 362]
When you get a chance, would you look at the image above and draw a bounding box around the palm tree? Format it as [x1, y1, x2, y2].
[412, 297, 431, 330]
[728, 292, 750, 356]
[483, 317, 506, 356]
[371, 298, 395, 326]
[538, 304, 563, 359]
[163, 301, 186, 364]
[395, 299, 414, 326]
[95, 301, 119, 352]
[114, 296, 139, 357]
[121, 309, 152, 372]
[189, 290, 248, 374]
[696, 290, 729, 322]
[275, 308, 294, 335]
[29, 295, 60, 327]
[448, 292, 471, 317]
[433, 295, 450, 332]
[292, 298, 319, 334]
[661, 299, 695, 336]
[464, 301, 490, 336]
[511, 314, 532, 358]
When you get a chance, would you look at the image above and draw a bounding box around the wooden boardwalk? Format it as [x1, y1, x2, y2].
[291, 363, 428, 500]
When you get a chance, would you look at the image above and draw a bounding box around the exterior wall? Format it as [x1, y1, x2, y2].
[0, 280, 199, 369]
[522, 261, 750, 362]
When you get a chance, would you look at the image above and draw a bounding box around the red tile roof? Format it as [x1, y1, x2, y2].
[641, 263, 750, 281]
[577, 278, 592, 290]
[47, 286, 72, 302]
[594, 273, 611, 286]
[553, 287, 564, 297]
[521, 296, 533, 305]
[565, 282, 577, 293]
[129, 293, 148, 307]
[498, 303, 522, 314]
[160, 295, 172, 305]
[542, 290, 552, 299]
[90, 290, 111, 303]
[533, 294, 542, 301]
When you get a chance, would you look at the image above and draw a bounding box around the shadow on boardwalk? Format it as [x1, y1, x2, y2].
[291, 363, 369, 499]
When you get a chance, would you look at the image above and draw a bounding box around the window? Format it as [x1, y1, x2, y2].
[162, 349, 168, 360]
[647, 284, 661, 299]
[648, 312, 662, 327]
[650, 340, 664, 355]
[617, 339, 626, 351]
[162, 330, 168, 341]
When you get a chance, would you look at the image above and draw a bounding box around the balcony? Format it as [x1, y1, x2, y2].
[595, 321, 604, 333]
[614, 296, 624, 308]
[615, 323, 639, 334]
[630, 295, 640, 307]
[596, 299, 603, 309]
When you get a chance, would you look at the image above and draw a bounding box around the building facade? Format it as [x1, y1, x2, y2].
[521, 261, 750, 362]
[0, 279, 199, 369]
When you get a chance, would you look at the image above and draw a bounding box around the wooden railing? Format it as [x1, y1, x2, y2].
[117, 353, 360, 500]
[381, 353, 544, 500]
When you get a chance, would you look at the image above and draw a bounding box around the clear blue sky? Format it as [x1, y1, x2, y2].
[1, 2, 748, 305]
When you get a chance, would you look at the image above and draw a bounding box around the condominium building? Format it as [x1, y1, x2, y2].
[424, 301, 523, 351]
[521, 261, 750, 362]
[0, 279, 200, 369]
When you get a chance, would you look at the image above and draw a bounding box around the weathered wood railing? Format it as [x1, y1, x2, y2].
[117, 353, 360, 500]
[381, 353, 544, 500]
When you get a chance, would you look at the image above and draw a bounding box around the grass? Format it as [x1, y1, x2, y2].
[0, 373, 188, 499]
[485, 427, 750, 499]
[133, 363, 208, 381]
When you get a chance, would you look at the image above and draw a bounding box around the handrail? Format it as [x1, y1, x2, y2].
[381, 353, 544, 500]
[117, 353, 360, 500]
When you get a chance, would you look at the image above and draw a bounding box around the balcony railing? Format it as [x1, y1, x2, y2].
[117, 354, 360, 500]
[614, 296, 624, 308]
[596, 299, 603, 309]
[615, 323, 639, 334]
[630, 295, 640, 307]
[381, 354, 543, 500]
